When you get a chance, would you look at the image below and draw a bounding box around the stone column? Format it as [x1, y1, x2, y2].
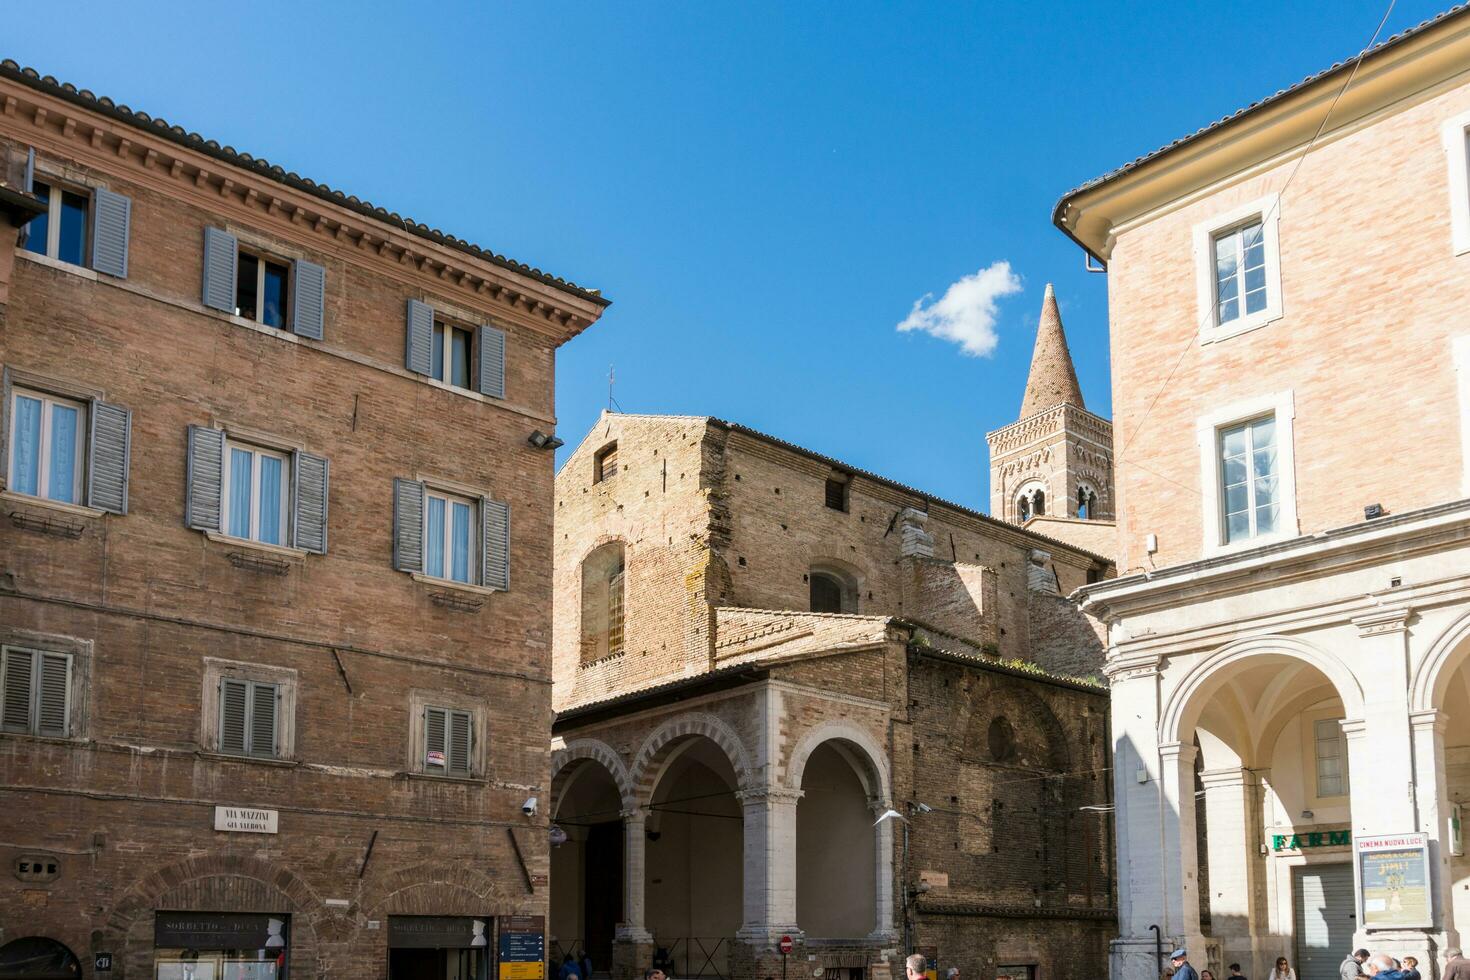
[1411, 709, 1462, 959]
[1160, 740, 1205, 947]
[616, 807, 653, 944]
[736, 786, 803, 945]
[1198, 767, 1261, 970]
[868, 798, 899, 942]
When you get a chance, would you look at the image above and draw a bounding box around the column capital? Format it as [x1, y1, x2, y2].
[1158, 741, 1198, 765]
[1410, 709, 1449, 734]
[1104, 651, 1161, 682]
[620, 806, 651, 821]
[1340, 718, 1370, 740]
[1197, 766, 1253, 790]
[1352, 607, 1411, 637]
[736, 785, 803, 804]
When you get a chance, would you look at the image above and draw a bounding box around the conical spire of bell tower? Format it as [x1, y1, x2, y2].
[1018, 283, 1085, 419]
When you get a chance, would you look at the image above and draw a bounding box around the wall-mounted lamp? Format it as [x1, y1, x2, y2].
[1364, 503, 1385, 520]
[527, 430, 564, 450]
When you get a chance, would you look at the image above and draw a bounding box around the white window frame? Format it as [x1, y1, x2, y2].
[431, 319, 475, 391]
[7, 386, 87, 505]
[235, 247, 292, 328]
[1192, 194, 1283, 343]
[1312, 715, 1349, 799]
[23, 177, 90, 265]
[1441, 109, 1470, 255]
[221, 440, 292, 546]
[200, 658, 297, 760]
[1196, 389, 1298, 556]
[423, 487, 478, 585]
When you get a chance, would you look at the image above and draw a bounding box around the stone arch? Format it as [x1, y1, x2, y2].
[358, 863, 517, 918]
[786, 719, 891, 802]
[1411, 608, 1470, 711]
[551, 737, 636, 814]
[807, 556, 866, 614]
[630, 711, 753, 802]
[105, 853, 324, 980]
[956, 682, 1072, 773]
[1159, 634, 1364, 745]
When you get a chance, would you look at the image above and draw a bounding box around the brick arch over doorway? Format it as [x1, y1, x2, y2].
[358, 865, 521, 916]
[105, 853, 323, 980]
[552, 736, 637, 814]
[629, 711, 754, 802]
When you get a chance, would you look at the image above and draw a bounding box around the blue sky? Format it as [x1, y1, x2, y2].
[10, 0, 1445, 511]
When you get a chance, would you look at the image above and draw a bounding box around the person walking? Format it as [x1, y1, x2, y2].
[907, 954, 929, 980]
[1202, 969, 1217, 980]
[1171, 949, 1199, 980]
[560, 955, 577, 980]
[1367, 954, 1406, 980]
[581, 952, 595, 980]
[1402, 957, 1421, 980]
[1230, 963, 1248, 980]
[1271, 957, 1298, 980]
[1446, 949, 1470, 980]
[1343, 949, 1370, 980]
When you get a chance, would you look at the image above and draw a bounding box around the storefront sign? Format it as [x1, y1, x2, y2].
[214, 806, 279, 834]
[1271, 827, 1351, 852]
[498, 915, 545, 980]
[155, 912, 288, 950]
[387, 916, 489, 949]
[1355, 833, 1432, 929]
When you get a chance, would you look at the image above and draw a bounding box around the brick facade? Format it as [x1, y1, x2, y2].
[0, 64, 605, 977]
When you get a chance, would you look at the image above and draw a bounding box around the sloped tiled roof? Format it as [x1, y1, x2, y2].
[0, 60, 609, 307]
[1052, 4, 1470, 243]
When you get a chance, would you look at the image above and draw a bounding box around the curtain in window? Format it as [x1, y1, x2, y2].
[258, 455, 282, 544]
[48, 403, 78, 503]
[426, 496, 446, 577]
[451, 500, 471, 582]
[229, 448, 254, 538]
[11, 395, 42, 496]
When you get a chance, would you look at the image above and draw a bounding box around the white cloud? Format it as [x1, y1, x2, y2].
[895, 261, 1023, 357]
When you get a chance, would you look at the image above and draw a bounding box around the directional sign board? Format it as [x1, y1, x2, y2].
[498, 915, 545, 980]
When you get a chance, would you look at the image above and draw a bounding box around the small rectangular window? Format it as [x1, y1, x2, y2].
[824, 477, 848, 512]
[1212, 220, 1267, 326]
[22, 180, 89, 267]
[222, 441, 291, 546]
[424, 705, 474, 777]
[1314, 717, 1348, 797]
[594, 443, 618, 483]
[218, 677, 279, 759]
[1, 647, 72, 738]
[7, 387, 87, 505]
[424, 489, 477, 584]
[236, 250, 291, 328]
[432, 321, 474, 390]
[1218, 415, 1279, 543]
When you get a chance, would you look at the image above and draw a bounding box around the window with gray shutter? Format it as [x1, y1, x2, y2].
[290, 259, 326, 340]
[185, 425, 225, 532]
[291, 451, 329, 554]
[481, 497, 510, 591]
[219, 678, 278, 758]
[406, 299, 434, 375]
[393, 478, 425, 573]
[476, 325, 505, 399]
[89, 187, 131, 279]
[87, 399, 132, 515]
[0, 648, 72, 738]
[423, 705, 473, 776]
[202, 227, 239, 313]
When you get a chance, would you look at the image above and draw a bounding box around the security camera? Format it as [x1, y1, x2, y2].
[522, 797, 538, 817]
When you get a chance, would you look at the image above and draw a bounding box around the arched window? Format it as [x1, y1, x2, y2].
[1077, 484, 1098, 519]
[1014, 482, 1047, 523]
[581, 542, 625, 661]
[809, 564, 860, 614]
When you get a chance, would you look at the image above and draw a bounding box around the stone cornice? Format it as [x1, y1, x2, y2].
[0, 74, 604, 345]
[986, 403, 1114, 453]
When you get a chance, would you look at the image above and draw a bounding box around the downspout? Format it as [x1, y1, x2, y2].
[1149, 924, 1163, 980]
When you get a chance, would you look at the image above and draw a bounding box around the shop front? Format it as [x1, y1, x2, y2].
[152, 913, 288, 980]
[387, 916, 491, 980]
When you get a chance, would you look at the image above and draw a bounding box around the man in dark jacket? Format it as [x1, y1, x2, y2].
[1171, 950, 1198, 980]
[1367, 954, 1407, 980]
[1342, 949, 1369, 980]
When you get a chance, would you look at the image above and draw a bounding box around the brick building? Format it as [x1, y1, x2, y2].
[1051, 8, 1470, 980]
[0, 62, 606, 978]
[547, 301, 1116, 980]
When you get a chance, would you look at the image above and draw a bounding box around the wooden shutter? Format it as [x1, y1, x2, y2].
[448, 710, 472, 776]
[17, 150, 33, 250]
[424, 706, 447, 769]
[405, 299, 434, 375]
[393, 478, 425, 573]
[87, 399, 132, 514]
[89, 187, 131, 278]
[202, 227, 239, 312]
[1, 648, 34, 734]
[476, 325, 506, 399]
[292, 451, 329, 554]
[290, 259, 326, 340]
[250, 683, 278, 758]
[185, 425, 225, 532]
[481, 497, 510, 591]
[219, 678, 249, 755]
[36, 653, 70, 737]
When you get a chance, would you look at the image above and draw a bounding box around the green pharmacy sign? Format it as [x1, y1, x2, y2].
[1272, 829, 1351, 852]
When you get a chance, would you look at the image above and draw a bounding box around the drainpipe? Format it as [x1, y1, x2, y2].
[1149, 924, 1163, 980]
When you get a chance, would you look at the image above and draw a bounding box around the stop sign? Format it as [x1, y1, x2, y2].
[778, 936, 794, 955]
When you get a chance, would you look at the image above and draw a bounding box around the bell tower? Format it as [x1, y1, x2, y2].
[985, 284, 1114, 525]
